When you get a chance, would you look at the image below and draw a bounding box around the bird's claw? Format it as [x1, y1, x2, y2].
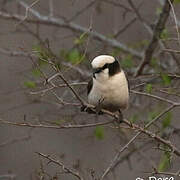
[81, 105, 95, 114]
[81, 105, 103, 115]
[116, 110, 123, 124]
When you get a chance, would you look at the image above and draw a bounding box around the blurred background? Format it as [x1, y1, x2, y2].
[0, 0, 180, 180]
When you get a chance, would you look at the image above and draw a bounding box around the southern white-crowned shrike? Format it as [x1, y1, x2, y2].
[86, 55, 129, 119]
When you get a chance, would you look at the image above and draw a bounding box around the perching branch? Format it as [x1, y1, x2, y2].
[100, 103, 180, 179]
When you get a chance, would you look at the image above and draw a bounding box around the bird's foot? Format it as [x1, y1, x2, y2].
[94, 102, 104, 115]
[81, 105, 95, 114]
[116, 110, 123, 124]
[81, 104, 103, 115]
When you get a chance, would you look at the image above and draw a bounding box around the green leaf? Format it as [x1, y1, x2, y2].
[94, 126, 104, 140]
[161, 73, 171, 86]
[160, 29, 169, 40]
[32, 45, 50, 63]
[150, 57, 158, 68]
[130, 114, 139, 123]
[158, 150, 171, 172]
[60, 48, 85, 64]
[74, 32, 88, 45]
[147, 110, 160, 123]
[162, 112, 172, 129]
[24, 81, 36, 88]
[145, 83, 153, 93]
[52, 119, 66, 126]
[121, 55, 134, 68]
[32, 68, 41, 77]
[156, 7, 162, 15]
[68, 49, 80, 62]
[175, 0, 180, 3]
[110, 48, 121, 57]
[54, 62, 61, 70]
[130, 39, 149, 49]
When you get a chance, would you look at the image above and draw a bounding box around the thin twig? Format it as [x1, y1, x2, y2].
[114, 17, 137, 38]
[49, 0, 54, 17]
[68, 0, 96, 22]
[0, 48, 90, 77]
[30, 82, 87, 95]
[0, 174, 16, 180]
[128, 0, 180, 71]
[0, 118, 115, 129]
[167, 0, 180, 46]
[152, 168, 180, 177]
[0, 3, 143, 58]
[100, 103, 179, 179]
[163, 48, 180, 53]
[127, 0, 152, 33]
[103, 0, 133, 12]
[15, 0, 40, 28]
[0, 129, 32, 148]
[37, 152, 84, 180]
[50, 71, 85, 106]
[130, 90, 176, 104]
[134, 0, 174, 77]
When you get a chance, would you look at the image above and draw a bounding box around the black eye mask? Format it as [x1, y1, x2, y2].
[108, 60, 121, 76]
[93, 59, 121, 78]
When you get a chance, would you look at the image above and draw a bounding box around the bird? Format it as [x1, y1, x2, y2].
[86, 55, 129, 119]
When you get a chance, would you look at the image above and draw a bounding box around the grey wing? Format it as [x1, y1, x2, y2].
[123, 70, 130, 92]
[126, 75, 130, 92]
[87, 78, 93, 95]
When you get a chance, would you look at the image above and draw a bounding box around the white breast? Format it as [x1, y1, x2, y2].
[88, 70, 129, 112]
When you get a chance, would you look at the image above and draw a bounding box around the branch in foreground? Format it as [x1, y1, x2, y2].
[1, 103, 180, 179]
[134, 0, 174, 77]
[1, 103, 180, 158]
[151, 168, 180, 178]
[37, 152, 84, 180]
[100, 103, 180, 179]
[1, 85, 180, 177]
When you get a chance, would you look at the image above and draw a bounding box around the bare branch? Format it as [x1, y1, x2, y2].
[68, 0, 96, 22]
[167, 0, 180, 45]
[114, 17, 137, 38]
[127, 0, 152, 33]
[103, 0, 133, 12]
[0, 4, 143, 58]
[0, 118, 115, 129]
[37, 152, 84, 180]
[0, 130, 32, 148]
[15, 0, 40, 28]
[49, 0, 54, 17]
[0, 48, 90, 77]
[100, 103, 179, 179]
[0, 174, 16, 180]
[163, 48, 180, 54]
[130, 90, 177, 105]
[128, 0, 180, 71]
[134, 0, 174, 77]
[151, 167, 180, 177]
